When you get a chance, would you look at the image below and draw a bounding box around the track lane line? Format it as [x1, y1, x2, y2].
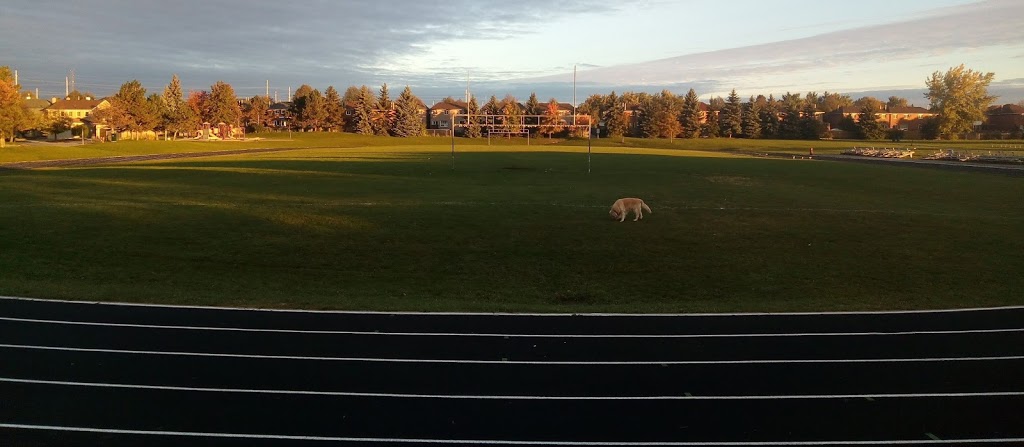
[3, 344, 1022, 365]
[4, 295, 1023, 316]
[4, 316, 1021, 337]
[3, 377, 1022, 400]
[1, 423, 1021, 445]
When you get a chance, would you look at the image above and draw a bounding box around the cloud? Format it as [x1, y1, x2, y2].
[525, 0, 1023, 94]
[0, 0, 626, 96]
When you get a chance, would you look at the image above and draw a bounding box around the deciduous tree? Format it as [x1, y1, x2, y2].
[925, 64, 996, 138]
[245, 95, 270, 132]
[109, 80, 158, 139]
[0, 66, 25, 146]
[538, 98, 564, 139]
[886, 96, 909, 109]
[817, 91, 852, 113]
[208, 81, 242, 127]
[501, 95, 522, 133]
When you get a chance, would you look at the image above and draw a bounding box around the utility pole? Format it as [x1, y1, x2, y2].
[573, 64, 577, 130]
[266, 80, 269, 97]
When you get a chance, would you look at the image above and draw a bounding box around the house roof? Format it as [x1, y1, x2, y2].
[886, 106, 932, 114]
[45, 99, 105, 111]
[986, 104, 1024, 115]
[430, 101, 466, 111]
[23, 98, 51, 109]
[268, 102, 291, 110]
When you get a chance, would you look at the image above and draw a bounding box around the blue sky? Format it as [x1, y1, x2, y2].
[2, 0, 1021, 105]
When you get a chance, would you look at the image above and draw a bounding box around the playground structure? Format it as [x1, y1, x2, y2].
[194, 122, 245, 140]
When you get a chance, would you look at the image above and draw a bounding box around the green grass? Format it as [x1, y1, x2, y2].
[1, 135, 1022, 312]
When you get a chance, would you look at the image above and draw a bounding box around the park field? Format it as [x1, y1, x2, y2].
[1, 134, 1022, 312]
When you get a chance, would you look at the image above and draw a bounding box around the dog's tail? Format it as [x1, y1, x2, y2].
[642, 202, 652, 214]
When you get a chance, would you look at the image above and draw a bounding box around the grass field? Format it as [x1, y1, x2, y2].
[1, 134, 1022, 312]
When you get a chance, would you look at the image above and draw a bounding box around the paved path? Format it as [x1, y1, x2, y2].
[1, 296, 1023, 446]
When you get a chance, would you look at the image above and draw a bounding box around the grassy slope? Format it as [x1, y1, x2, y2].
[1, 136, 1022, 312]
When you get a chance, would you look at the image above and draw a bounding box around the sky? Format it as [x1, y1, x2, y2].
[2, 0, 1022, 105]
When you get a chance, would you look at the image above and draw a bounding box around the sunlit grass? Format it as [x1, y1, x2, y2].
[0, 139, 1022, 312]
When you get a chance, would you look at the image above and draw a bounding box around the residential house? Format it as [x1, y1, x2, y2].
[823, 106, 936, 132]
[984, 104, 1024, 132]
[43, 97, 109, 127]
[268, 101, 292, 129]
[878, 106, 935, 131]
[428, 101, 467, 129]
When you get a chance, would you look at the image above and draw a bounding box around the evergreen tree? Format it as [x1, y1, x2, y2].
[759, 94, 780, 138]
[703, 96, 722, 137]
[679, 89, 702, 138]
[800, 93, 825, 139]
[720, 89, 742, 137]
[856, 105, 887, 140]
[353, 86, 375, 135]
[742, 96, 761, 138]
[484, 95, 500, 115]
[778, 92, 803, 139]
[603, 91, 628, 141]
[525, 92, 541, 128]
[323, 86, 344, 132]
[643, 90, 681, 140]
[392, 86, 424, 137]
[162, 74, 197, 138]
[466, 96, 482, 138]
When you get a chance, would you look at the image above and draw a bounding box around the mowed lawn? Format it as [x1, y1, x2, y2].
[1, 139, 1022, 312]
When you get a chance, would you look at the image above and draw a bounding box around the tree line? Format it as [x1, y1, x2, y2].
[0, 64, 1002, 144]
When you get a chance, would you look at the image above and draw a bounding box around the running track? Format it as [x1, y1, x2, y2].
[1, 296, 1022, 446]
